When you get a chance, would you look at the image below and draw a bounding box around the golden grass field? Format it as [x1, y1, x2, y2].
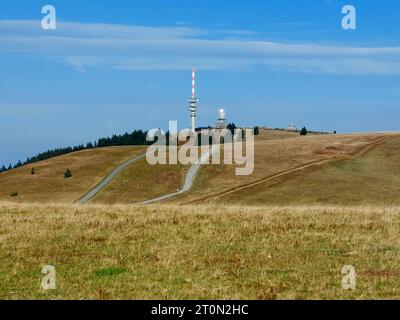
[1, 130, 400, 300]
[1, 203, 400, 299]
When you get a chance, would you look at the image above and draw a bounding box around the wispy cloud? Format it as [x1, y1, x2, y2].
[1, 20, 400, 74]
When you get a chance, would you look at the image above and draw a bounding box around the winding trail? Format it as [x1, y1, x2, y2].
[77, 145, 218, 205]
[77, 153, 146, 204]
[141, 145, 219, 204]
[77, 134, 396, 205]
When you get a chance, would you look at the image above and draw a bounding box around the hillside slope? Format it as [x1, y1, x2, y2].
[0, 146, 145, 203]
[89, 130, 320, 204]
[215, 134, 400, 205]
[1, 130, 398, 205]
[90, 155, 188, 204]
[173, 132, 398, 204]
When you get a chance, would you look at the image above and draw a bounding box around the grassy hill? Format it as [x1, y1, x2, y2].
[0, 130, 398, 205]
[174, 131, 398, 205]
[214, 134, 400, 205]
[90, 156, 188, 204]
[0, 145, 189, 205]
[0, 146, 145, 203]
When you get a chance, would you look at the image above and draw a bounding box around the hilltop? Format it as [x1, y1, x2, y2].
[0, 129, 399, 205]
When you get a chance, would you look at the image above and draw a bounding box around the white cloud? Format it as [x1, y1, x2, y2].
[0, 20, 400, 75]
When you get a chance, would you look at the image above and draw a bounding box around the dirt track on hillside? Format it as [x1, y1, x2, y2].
[185, 134, 397, 204]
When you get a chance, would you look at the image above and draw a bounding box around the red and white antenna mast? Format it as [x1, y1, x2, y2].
[189, 68, 198, 132]
[192, 68, 196, 98]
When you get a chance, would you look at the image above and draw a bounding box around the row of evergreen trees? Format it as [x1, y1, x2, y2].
[0, 125, 264, 173]
[0, 130, 150, 173]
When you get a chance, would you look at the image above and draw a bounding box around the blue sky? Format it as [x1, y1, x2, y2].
[1, 0, 400, 165]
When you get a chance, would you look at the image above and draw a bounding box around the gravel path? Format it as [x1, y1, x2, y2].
[141, 145, 218, 204]
[77, 145, 217, 205]
[77, 153, 146, 204]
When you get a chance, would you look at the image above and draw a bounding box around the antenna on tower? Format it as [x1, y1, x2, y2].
[188, 68, 198, 132]
[192, 68, 195, 98]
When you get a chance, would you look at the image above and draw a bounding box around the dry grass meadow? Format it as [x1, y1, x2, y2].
[1, 130, 400, 300]
[203, 132, 400, 206]
[173, 131, 398, 204]
[1, 203, 400, 300]
[91, 155, 188, 204]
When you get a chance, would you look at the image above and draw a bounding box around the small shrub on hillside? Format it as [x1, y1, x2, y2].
[31, 167, 36, 175]
[300, 127, 308, 136]
[64, 168, 72, 178]
[10, 191, 18, 197]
